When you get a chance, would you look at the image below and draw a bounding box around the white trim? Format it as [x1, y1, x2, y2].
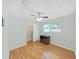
[9, 43, 26, 51]
[51, 42, 75, 52]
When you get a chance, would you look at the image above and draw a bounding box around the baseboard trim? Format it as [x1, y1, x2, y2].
[51, 42, 75, 52]
[27, 40, 33, 43]
[9, 43, 26, 51]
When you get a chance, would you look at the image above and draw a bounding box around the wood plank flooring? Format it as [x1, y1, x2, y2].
[9, 41, 76, 59]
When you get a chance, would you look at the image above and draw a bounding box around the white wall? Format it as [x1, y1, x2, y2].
[27, 23, 33, 41]
[8, 14, 40, 50]
[2, 0, 9, 59]
[39, 13, 76, 51]
[8, 15, 32, 50]
[33, 23, 40, 41]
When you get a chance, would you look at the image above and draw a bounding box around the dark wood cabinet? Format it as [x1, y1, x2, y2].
[40, 35, 50, 45]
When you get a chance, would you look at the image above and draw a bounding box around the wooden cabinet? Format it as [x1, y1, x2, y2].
[40, 35, 50, 45]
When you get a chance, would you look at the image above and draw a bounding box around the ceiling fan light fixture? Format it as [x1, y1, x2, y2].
[37, 17, 42, 21]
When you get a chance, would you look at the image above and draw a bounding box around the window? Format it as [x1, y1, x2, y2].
[44, 24, 61, 33]
[51, 24, 61, 33]
[43, 24, 50, 32]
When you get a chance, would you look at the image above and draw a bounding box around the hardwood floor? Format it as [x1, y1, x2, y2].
[9, 41, 76, 59]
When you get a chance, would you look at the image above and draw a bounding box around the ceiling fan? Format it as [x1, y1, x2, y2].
[31, 12, 48, 21]
[22, 0, 48, 21]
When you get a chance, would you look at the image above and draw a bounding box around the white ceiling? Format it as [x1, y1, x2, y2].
[7, 0, 76, 21]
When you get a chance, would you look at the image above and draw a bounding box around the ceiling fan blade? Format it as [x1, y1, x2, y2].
[33, 18, 36, 20]
[42, 16, 48, 18]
